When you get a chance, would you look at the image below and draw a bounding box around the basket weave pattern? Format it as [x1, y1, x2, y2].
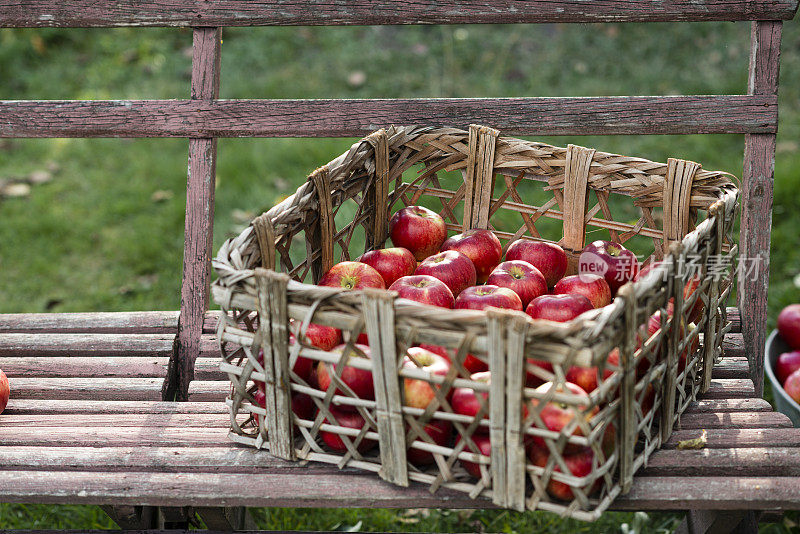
[213, 125, 738, 520]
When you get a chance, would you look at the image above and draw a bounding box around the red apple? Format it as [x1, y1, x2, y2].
[291, 392, 316, 422]
[252, 388, 266, 426]
[402, 347, 453, 410]
[636, 261, 704, 323]
[441, 229, 503, 284]
[321, 405, 377, 453]
[528, 444, 598, 500]
[526, 294, 593, 322]
[455, 285, 523, 312]
[456, 433, 492, 479]
[415, 250, 477, 297]
[778, 304, 800, 350]
[784, 368, 800, 404]
[777, 351, 800, 384]
[389, 206, 448, 261]
[579, 240, 638, 296]
[419, 343, 488, 374]
[530, 381, 598, 452]
[0, 368, 9, 414]
[486, 260, 548, 308]
[553, 274, 611, 309]
[406, 419, 453, 466]
[525, 359, 554, 388]
[389, 274, 455, 309]
[565, 366, 601, 394]
[505, 240, 568, 288]
[319, 261, 385, 290]
[357, 247, 417, 287]
[316, 343, 375, 408]
[451, 371, 491, 433]
[296, 321, 342, 352]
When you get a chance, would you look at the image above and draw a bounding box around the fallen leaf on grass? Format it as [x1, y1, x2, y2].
[28, 170, 53, 184]
[676, 429, 707, 450]
[151, 190, 174, 202]
[1, 182, 31, 198]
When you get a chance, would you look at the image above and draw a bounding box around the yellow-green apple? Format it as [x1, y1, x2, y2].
[553, 274, 611, 309]
[777, 351, 800, 384]
[357, 247, 417, 287]
[456, 433, 492, 478]
[0, 368, 8, 414]
[389, 206, 448, 261]
[785, 368, 800, 404]
[319, 261, 385, 290]
[579, 240, 638, 296]
[316, 343, 374, 409]
[505, 240, 568, 288]
[530, 381, 598, 452]
[778, 304, 800, 350]
[321, 405, 377, 453]
[451, 371, 491, 433]
[442, 229, 503, 284]
[389, 274, 455, 309]
[455, 285, 523, 312]
[487, 260, 548, 308]
[406, 419, 453, 466]
[415, 250, 476, 297]
[402, 346, 453, 410]
[528, 444, 598, 500]
[526, 294, 593, 322]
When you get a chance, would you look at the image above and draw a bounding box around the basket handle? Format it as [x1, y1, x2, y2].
[253, 213, 276, 270]
[561, 144, 596, 254]
[307, 166, 336, 282]
[663, 158, 701, 248]
[364, 128, 391, 250]
[463, 124, 499, 231]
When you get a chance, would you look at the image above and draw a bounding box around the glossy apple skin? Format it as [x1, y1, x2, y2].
[455, 285, 523, 312]
[565, 366, 601, 394]
[580, 240, 638, 296]
[316, 343, 374, 409]
[321, 406, 377, 453]
[505, 240, 568, 288]
[777, 351, 800, 384]
[291, 323, 341, 383]
[0, 368, 9, 414]
[389, 275, 455, 309]
[456, 433, 492, 479]
[778, 304, 800, 350]
[526, 294, 593, 322]
[415, 250, 477, 297]
[528, 444, 598, 500]
[451, 371, 491, 434]
[389, 206, 448, 261]
[553, 274, 611, 309]
[441, 229, 503, 284]
[319, 261, 386, 290]
[530, 381, 598, 453]
[419, 343, 488, 374]
[784, 369, 800, 404]
[406, 419, 453, 466]
[357, 247, 417, 287]
[487, 260, 548, 308]
[402, 347, 453, 410]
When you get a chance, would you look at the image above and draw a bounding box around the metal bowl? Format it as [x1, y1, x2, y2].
[765, 329, 800, 427]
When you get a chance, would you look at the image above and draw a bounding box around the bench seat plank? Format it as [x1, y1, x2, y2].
[643, 447, 800, 477]
[0, 356, 222, 379]
[2, 399, 227, 415]
[0, 333, 217, 358]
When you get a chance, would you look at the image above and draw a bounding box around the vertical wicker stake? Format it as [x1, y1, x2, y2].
[486, 310, 508, 507]
[463, 124, 499, 231]
[362, 289, 408, 487]
[306, 166, 335, 283]
[561, 144, 596, 273]
[661, 251, 680, 443]
[253, 213, 276, 271]
[617, 284, 638, 494]
[504, 312, 529, 512]
[663, 158, 701, 250]
[254, 268, 295, 460]
[702, 202, 725, 393]
[365, 129, 390, 251]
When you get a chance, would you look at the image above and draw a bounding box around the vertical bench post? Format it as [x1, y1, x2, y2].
[739, 20, 782, 398]
[164, 27, 222, 401]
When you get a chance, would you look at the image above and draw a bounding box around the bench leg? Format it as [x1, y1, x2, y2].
[196, 506, 256, 530]
[158, 506, 196, 529]
[100, 505, 157, 529]
[677, 510, 759, 534]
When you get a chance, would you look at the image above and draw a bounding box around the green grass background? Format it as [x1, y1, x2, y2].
[1, 20, 799, 532]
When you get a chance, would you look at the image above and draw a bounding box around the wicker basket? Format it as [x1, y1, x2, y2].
[212, 125, 738, 520]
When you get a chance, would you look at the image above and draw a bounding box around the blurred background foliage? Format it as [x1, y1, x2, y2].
[0, 20, 798, 532]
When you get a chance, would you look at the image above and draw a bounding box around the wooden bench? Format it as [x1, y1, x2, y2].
[1, 2, 799, 533]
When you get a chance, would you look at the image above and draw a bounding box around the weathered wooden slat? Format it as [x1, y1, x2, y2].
[664, 428, 800, 449]
[2, 399, 227, 415]
[0, 311, 222, 334]
[0, 356, 223, 379]
[676, 411, 792, 430]
[0, 427, 231, 448]
[643, 447, 800, 477]
[722, 332, 744, 358]
[3, 0, 797, 27]
[711, 356, 750, 379]
[727, 307, 741, 334]
[0, 413, 230, 428]
[702, 378, 756, 399]
[0, 333, 217, 357]
[683, 398, 773, 414]
[7, 377, 165, 401]
[0, 96, 778, 138]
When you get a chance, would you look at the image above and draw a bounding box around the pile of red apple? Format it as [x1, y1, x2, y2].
[776, 304, 800, 405]
[250, 205, 699, 501]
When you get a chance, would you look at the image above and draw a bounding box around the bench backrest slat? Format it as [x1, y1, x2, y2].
[1, 0, 797, 27]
